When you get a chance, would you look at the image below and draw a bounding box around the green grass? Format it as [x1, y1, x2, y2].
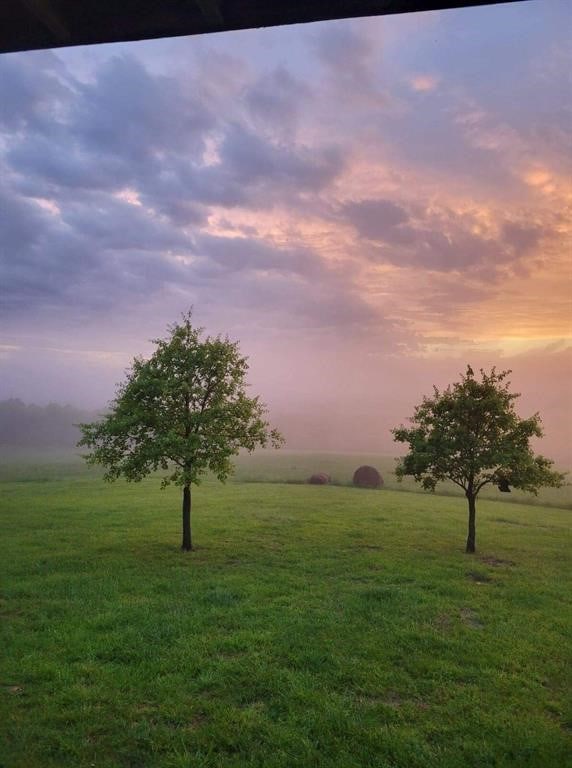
[230, 451, 572, 509]
[2, 448, 570, 508]
[1, 461, 571, 767]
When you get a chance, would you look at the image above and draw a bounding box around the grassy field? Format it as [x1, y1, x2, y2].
[1, 455, 571, 767]
[231, 451, 572, 509]
[1, 448, 570, 508]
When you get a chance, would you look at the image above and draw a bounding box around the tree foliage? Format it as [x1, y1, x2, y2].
[78, 312, 283, 548]
[392, 366, 565, 552]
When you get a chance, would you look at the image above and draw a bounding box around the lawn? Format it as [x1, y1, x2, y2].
[1, 460, 571, 767]
[230, 451, 572, 509]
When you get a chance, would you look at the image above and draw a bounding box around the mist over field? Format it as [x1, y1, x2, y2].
[1, 380, 570, 465]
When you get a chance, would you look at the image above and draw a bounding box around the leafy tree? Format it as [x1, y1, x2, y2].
[79, 312, 283, 551]
[392, 366, 565, 553]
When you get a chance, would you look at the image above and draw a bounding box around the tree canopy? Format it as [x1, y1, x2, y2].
[79, 312, 283, 549]
[392, 366, 565, 552]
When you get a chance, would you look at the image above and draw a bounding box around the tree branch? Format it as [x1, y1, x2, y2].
[448, 475, 467, 491]
[475, 477, 492, 495]
[192, 374, 219, 432]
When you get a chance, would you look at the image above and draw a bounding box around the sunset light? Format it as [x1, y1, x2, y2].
[1, 0, 570, 460]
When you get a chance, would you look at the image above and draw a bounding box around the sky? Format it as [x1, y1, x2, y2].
[0, 0, 571, 460]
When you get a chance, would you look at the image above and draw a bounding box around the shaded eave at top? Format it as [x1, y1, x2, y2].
[2, 0, 526, 55]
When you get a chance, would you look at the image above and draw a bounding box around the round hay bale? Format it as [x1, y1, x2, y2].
[353, 465, 383, 489]
[308, 472, 330, 485]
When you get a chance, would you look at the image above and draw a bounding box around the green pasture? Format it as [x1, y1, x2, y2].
[1, 454, 571, 767]
[1, 448, 570, 508]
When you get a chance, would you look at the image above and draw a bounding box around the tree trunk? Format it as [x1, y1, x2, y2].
[181, 484, 192, 551]
[465, 492, 476, 553]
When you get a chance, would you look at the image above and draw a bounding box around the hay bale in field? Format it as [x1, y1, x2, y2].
[353, 465, 383, 489]
[308, 472, 331, 485]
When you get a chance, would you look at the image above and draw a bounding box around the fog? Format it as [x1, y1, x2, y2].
[1, 339, 570, 465]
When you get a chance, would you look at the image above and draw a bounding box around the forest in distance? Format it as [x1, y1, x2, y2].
[0, 399, 99, 448]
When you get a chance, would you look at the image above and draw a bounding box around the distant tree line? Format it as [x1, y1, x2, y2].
[0, 399, 100, 447]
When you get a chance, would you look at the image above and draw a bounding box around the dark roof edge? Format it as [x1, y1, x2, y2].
[1, 0, 528, 55]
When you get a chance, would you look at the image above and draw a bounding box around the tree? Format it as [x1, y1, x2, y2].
[78, 312, 284, 551]
[392, 366, 565, 553]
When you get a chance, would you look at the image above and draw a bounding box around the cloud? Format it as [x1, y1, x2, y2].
[313, 22, 375, 86]
[0, 178, 191, 318]
[184, 232, 401, 340]
[195, 234, 322, 276]
[0, 51, 71, 132]
[214, 267, 388, 336]
[2, 49, 345, 223]
[0, 4, 570, 378]
[501, 221, 544, 254]
[71, 55, 214, 162]
[216, 123, 344, 199]
[342, 199, 410, 240]
[341, 197, 555, 277]
[0, 48, 350, 327]
[60, 193, 192, 252]
[409, 74, 440, 92]
[245, 67, 311, 136]
[311, 22, 386, 108]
